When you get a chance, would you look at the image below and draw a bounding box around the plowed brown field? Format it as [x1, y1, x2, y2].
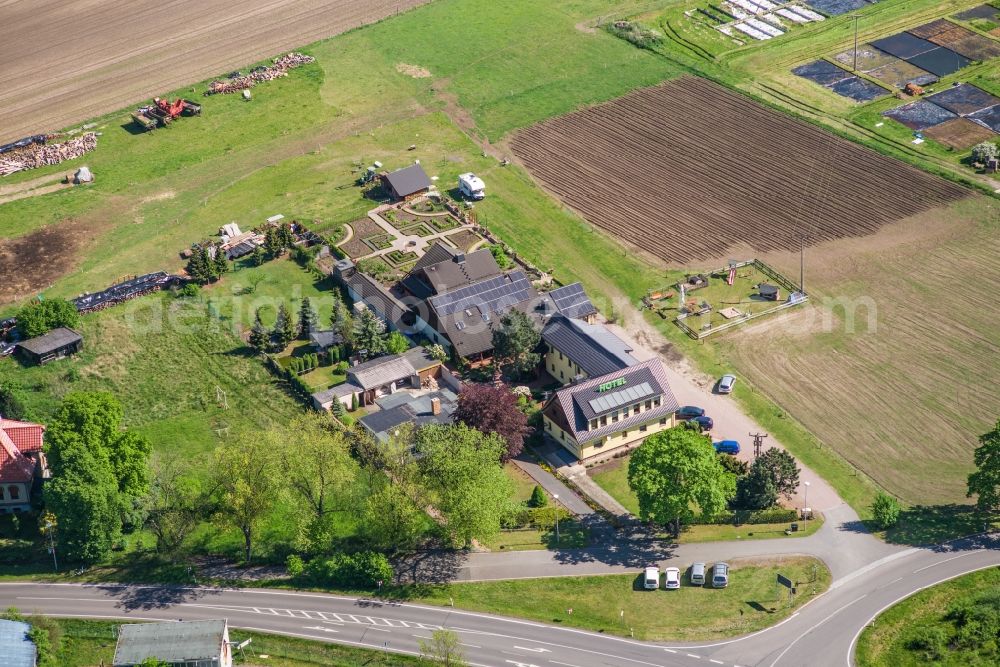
[510, 76, 971, 263]
[0, 0, 428, 143]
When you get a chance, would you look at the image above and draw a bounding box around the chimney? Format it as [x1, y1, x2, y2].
[431, 397, 441, 416]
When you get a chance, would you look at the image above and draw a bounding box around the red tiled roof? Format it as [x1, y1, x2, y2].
[0, 419, 44, 483]
[0, 431, 34, 483]
[0, 420, 44, 453]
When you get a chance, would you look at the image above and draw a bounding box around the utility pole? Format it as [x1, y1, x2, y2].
[799, 232, 805, 293]
[553, 494, 561, 544]
[750, 432, 768, 458]
[44, 520, 58, 572]
[851, 14, 862, 72]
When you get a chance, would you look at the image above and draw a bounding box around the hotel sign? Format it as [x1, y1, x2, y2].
[597, 378, 627, 393]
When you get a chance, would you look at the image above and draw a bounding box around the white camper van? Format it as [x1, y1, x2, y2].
[458, 172, 485, 200]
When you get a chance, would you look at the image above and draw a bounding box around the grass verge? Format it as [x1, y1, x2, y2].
[856, 566, 1000, 667]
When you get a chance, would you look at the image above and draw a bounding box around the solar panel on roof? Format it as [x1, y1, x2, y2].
[431, 272, 532, 316]
[588, 381, 653, 414]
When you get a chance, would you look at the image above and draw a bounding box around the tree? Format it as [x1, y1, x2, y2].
[755, 448, 800, 500]
[185, 246, 212, 284]
[717, 453, 749, 477]
[144, 456, 205, 557]
[299, 297, 318, 338]
[968, 419, 1000, 513]
[529, 485, 548, 508]
[330, 297, 355, 350]
[734, 465, 778, 510]
[362, 480, 427, 552]
[0, 380, 28, 420]
[248, 309, 269, 353]
[277, 414, 357, 551]
[452, 383, 528, 462]
[489, 244, 511, 269]
[971, 141, 998, 164]
[419, 629, 468, 666]
[492, 310, 541, 379]
[251, 244, 265, 267]
[870, 492, 901, 530]
[354, 308, 386, 360]
[212, 246, 230, 280]
[272, 303, 296, 350]
[44, 393, 153, 555]
[414, 424, 515, 546]
[16, 298, 80, 339]
[628, 427, 736, 535]
[264, 226, 283, 257]
[385, 330, 410, 355]
[212, 432, 283, 562]
[428, 343, 448, 363]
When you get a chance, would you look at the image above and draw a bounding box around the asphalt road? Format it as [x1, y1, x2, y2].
[2, 533, 996, 667]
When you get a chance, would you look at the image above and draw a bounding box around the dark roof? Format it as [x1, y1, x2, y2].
[0, 619, 35, 667]
[547, 359, 679, 445]
[17, 327, 82, 355]
[345, 272, 410, 325]
[422, 248, 501, 295]
[541, 314, 636, 377]
[548, 283, 598, 320]
[114, 620, 226, 666]
[359, 389, 457, 442]
[384, 164, 431, 197]
[430, 271, 538, 358]
[309, 330, 344, 349]
[402, 242, 463, 299]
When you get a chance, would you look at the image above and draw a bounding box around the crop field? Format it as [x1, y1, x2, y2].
[511, 76, 970, 262]
[0, 0, 430, 144]
[719, 197, 1000, 505]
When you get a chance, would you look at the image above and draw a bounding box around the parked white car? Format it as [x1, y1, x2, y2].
[644, 566, 660, 590]
[664, 567, 680, 590]
[718, 374, 737, 394]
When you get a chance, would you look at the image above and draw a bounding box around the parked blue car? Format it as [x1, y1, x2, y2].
[713, 440, 740, 455]
[676, 405, 705, 420]
[691, 415, 714, 431]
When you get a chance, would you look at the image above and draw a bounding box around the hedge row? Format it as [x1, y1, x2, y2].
[301, 551, 393, 589]
[700, 508, 799, 526]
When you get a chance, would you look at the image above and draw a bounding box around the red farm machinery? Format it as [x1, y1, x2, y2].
[132, 97, 201, 130]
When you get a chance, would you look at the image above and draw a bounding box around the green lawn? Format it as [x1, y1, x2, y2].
[589, 459, 824, 542]
[856, 567, 1000, 667]
[411, 556, 829, 641]
[46, 618, 422, 666]
[0, 294, 303, 458]
[482, 521, 590, 552]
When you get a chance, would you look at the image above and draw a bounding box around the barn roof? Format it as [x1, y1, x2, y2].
[17, 327, 82, 355]
[384, 164, 431, 198]
[541, 314, 636, 377]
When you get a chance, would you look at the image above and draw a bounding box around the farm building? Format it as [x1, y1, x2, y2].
[0, 619, 36, 667]
[0, 418, 47, 513]
[113, 619, 232, 667]
[382, 163, 431, 200]
[359, 388, 458, 442]
[542, 314, 637, 383]
[16, 327, 83, 365]
[542, 358, 679, 462]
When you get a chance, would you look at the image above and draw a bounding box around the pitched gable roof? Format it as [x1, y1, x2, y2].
[0, 419, 44, 453]
[17, 327, 82, 355]
[347, 354, 416, 390]
[547, 283, 598, 320]
[541, 314, 636, 377]
[421, 248, 501, 295]
[0, 428, 35, 484]
[114, 620, 227, 665]
[545, 359, 679, 445]
[384, 164, 431, 198]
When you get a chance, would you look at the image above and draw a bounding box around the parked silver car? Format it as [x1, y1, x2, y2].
[718, 374, 737, 394]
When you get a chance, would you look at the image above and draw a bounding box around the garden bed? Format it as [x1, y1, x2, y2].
[444, 229, 484, 252]
[339, 216, 387, 258]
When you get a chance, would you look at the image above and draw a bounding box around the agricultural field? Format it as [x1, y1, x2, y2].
[623, 0, 1000, 183]
[511, 76, 969, 262]
[719, 196, 1000, 505]
[0, 0, 431, 143]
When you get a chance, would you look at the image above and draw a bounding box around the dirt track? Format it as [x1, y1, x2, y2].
[0, 0, 429, 144]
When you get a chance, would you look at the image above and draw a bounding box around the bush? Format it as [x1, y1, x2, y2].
[329, 346, 341, 363]
[305, 551, 393, 588]
[971, 141, 998, 164]
[699, 508, 798, 525]
[286, 554, 305, 578]
[528, 485, 548, 508]
[16, 298, 80, 338]
[870, 492, 901, 530]
[178, 283, 200, 298]
[906, 626, 947, 661]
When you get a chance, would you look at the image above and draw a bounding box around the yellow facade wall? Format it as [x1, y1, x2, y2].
[544, 348, 586, 384]
[544, 412, 676, 462]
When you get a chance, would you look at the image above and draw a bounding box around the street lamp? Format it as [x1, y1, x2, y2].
[803, 481, 811, 520]
[44, 521, 58, 572]
[552, 493, 561, 544]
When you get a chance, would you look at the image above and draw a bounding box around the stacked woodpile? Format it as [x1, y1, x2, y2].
[205, 52, 316, 95]
[0, 133, 98, 176]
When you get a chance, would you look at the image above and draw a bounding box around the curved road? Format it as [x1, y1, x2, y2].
[1, 531, 996, 667]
